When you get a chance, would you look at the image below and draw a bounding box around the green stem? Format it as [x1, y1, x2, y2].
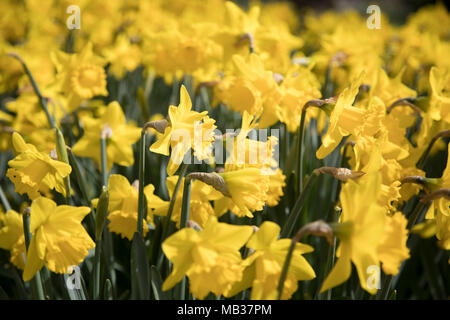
[319, 207, 340, 300]
[296, 108, 307, 194]
[277, 239, 296, 300]
[180, 179, 192, 229]
[93, 239, 102, 300]
[178, 178, 192, 300]
[67, 148, 92, 205]
[22, 210, 45, 300]
[93, 187, 108, 300]
[137, 131, 146, 236]
[280, 173, 319, 238]
[55, 128, 71, 203]
[161, 163, 189, 240]
[157, 163, 189, 269]
[100, 137, 108, 187]
[416, 130, 450, 169]
[8, 53, 55, 129]
[0, 184, 12, 212]
[377, 275, 393, 300]
[406, 200, 426, 230]
[170, 76, 180, 106]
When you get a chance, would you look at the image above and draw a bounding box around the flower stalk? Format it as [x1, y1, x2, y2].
[137, 129, 147, 236]
[6, 53, 55, 129]
[22, 207, 45, 300]
[278, 220, 333, 299]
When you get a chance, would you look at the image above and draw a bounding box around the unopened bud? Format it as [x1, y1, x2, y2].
[143, 119, 169, 134]
[186, 172, 231, 197]
[313, 166, 365, 182]
[293, 220, 334, 245]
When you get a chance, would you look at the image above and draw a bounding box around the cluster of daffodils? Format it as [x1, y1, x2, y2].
[0, 0, 449, 300]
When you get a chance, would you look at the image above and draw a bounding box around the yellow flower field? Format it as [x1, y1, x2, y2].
[0, 0, 449, 301]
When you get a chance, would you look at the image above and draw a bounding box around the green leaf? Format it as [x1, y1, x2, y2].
[131, 232, 150, 299]
[104, 279, 113, 300]
[150, 266, 164, 300]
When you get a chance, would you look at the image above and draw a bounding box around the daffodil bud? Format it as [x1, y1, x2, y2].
[313, 166, 365, 182]
[143, 119, 169, 134]
[95, 186, 109, 241]
[186, 172, 231, 197]
[294, 220, 334, 245]
[55, 128, 67, 161]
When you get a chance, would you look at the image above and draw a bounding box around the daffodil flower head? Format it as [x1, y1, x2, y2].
[51, 42, 108, 111]
[316, 71, 365, 159]
[321, 172, 386, 295]
[162, 216, 253, 299]
[72, 101, 141, 171]
[0, 209, 26, 269]
[429, 66, 450, 123]
[229, 221, 315, 300]
[6, 132, 72, 199]
[216, 167, 269, 218]
[150, 85, 216, 176]
[91, 174, 165, 241]
[102, 35, 142, 79]
[377, 211, 410, 275]
[23, 197, 94, 281]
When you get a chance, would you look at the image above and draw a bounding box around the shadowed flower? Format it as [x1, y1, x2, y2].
[0, 209, 26, 269]
[6, 132, 71, 199]
[92, 174, 166, 240]
[51, 42, 108, 111]
[377, 211, 410, 275]
[321, 172, 386, 294]
[23, 197, 94, 281]
[228, 221, 315, 300]
[150, 85, 216, 176]
[72, 101, 141, 171]
[214, 167, 269, 218]
[162, 216, 253, 299]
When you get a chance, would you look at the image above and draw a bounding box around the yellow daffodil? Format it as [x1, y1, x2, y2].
[277, 65, 322, 132]
[72, 101, 141, 171]
[6, 132, 71, 199]
[23, 197, 94, 281]
[102, 35, 142, 79]
[149, 85, 216, 176]
[162, 216, 253, 299]
[377, 211, 410, 275]
[51, 42, 108, 111]
[153, 175, 222, 228]
[92, 174, 165, 240]
[216, 54, 282, 128]
[0, 209, 26, 269]
[214, 167, 269, 218]
[321, 173, 386, 294]
[229, 221, 315, 300]
[428, 66, 450, 123]
[317, 73, 385, 159]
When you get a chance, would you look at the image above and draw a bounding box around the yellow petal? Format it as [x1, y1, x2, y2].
[22, 236, 45, 282]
